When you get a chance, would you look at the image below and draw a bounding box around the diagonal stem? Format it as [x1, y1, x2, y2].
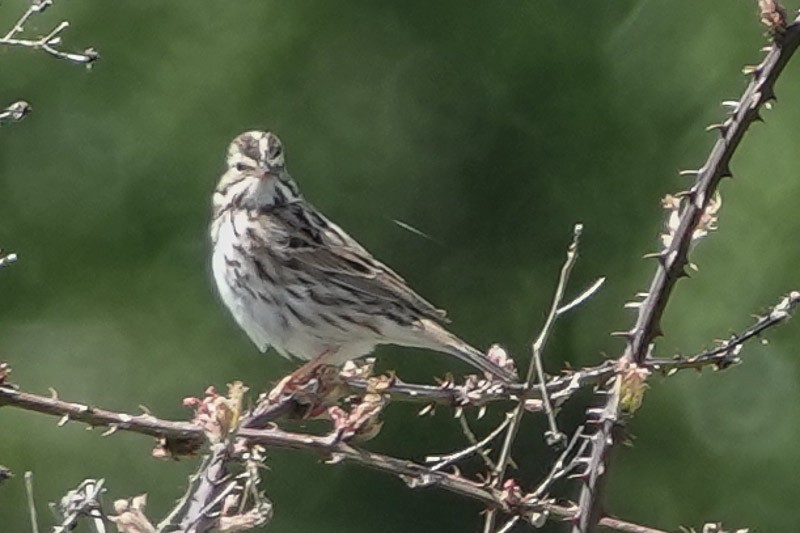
[483, 223, 583, 532]
[573, 12, 800, 532]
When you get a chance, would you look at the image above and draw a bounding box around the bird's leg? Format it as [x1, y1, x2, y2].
[292, 348, 337, 379]
[266, 350, 346, 418]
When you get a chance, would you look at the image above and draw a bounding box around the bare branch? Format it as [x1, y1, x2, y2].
[484, 224, 583, 532]
[25, 472, 40, 533]
[528, 426, 590, 502]
[0, 384, 204, 449]
[0, 1, 99, 65]
[598, 516, 668, 533]
[158, 445, 236, 532]
[426, 412, 513, 472]
[346, 361, 615, 408]
[51, 478, 107, 533]
[557, 276, 606, 317]
[0, 101, 31, 126]
[0, 369, 734, 533]
[457, 414, 499, 470]
[649, 290, 800, 373]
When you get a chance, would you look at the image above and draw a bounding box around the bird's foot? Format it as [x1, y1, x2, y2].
[265, 362, 347, 419]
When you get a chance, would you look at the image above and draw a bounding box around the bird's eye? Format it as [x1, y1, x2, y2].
[268, 144, 283, 161]
[235, 162, 250, 172]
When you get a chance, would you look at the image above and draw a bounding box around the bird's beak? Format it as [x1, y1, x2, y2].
[257, 165, 273, 179]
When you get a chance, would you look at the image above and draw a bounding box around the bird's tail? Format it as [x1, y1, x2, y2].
[419, 319, 518, 383]
[447, 340, 518, 383]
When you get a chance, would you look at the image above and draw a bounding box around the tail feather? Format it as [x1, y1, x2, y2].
[447, 341, 518, 383]
[418, 319, 518, 382]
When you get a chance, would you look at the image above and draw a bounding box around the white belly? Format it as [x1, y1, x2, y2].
[212, 212, 286, 355]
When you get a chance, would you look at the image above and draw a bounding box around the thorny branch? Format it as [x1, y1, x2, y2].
[573, 8, 800, 532]
[0, 273, 796, 531]
[649, 291, 800, 373]
[0, 370, 664, 532]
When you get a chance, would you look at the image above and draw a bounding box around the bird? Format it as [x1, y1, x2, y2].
[210, 130, 515, 382]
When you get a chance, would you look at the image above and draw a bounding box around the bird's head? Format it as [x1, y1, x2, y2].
[227, 130, 286, 175]
[214, 130, 300, 214]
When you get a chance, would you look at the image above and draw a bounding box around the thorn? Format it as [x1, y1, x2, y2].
[642, 252, 663, 260]
[677, 267, 691, 279]
[705, 122, 728, 134]
[651, 324, 664, 339]
[719, 164, 732, 178]
[742, 65, 760, 76]
[418, 403, 435, 417]
[721, 100, 739, 110]
[610, 330, 634, 340]
[678, 169, 700, 176]
[753, 111, 764, 122]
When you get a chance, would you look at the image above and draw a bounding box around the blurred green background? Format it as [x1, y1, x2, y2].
[2, 1, 800, 531]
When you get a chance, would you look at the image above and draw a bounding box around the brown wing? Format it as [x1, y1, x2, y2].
[261, 201, 449, 324]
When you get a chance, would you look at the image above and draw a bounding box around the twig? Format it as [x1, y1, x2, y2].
[426, 412, 513, 471]
[485, 224, 583, 532]
[458, 414, 498, 470]
[528, 426, 589, 501]
[0, 101, 31, 126]
[240, 424, 533, 513]
[25, 472, 39, 533]
[2, 0, 46, 40]
[573, 10, 800, 532]
[0, 377, 556, 519]
[649, 290, 800, 372]
[159, 444, 235, 532]
[0, 385, 204, 447]
[0, 1, 98, 65]
[346, 361, 615, 407]
[51, 478, 107, 533]
[598, 517, 668, 533]
[495, 516, 520, 533]
[1, 375, 692, 532]
[557, 277, 606, 316]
